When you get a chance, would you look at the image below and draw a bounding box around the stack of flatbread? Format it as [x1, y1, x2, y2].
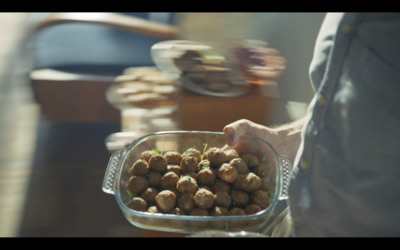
[114, 67, 180, 109]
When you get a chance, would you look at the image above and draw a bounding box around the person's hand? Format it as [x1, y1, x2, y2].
[223, 119, 282, 156]
[223, 118, 306, 163]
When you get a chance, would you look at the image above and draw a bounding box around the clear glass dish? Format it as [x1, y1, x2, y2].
[102, 131, 291, 233]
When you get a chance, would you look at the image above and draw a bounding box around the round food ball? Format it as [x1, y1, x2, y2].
[164, 151, 182, 165]
[160, 171, 180, 189]
[148, 154, 167, 173]
[194, 188, 215, 209]
[204, 147, 227, 166]
[182, 148, 202, 163]
[232, 174, 246, 190]
[180, 156, 198, 173]
[224, 149, 239, 162]
[229, 158, 248, 174]
[147, 171, 162, 188]
[244, 204, 262, 215]
[140, 150, 156, 162]
[228, 207, 247, 229]
[155, 190, 176, 212]
[212, 180, 231, 193]
[197, 168, 216, 186]
[128, 175, 148, 194]
[147, 205, 161, 213]
[210, 206, 229, 229]
[211, 206, 229, 216]
[127, 197, 148, 212]
[176, 175, 198, 194]
[217, 163, 238, 183]
[231, 190, 249, 207]
[214, 191, 231, 208]
[260, 177, 270, 191]
[130, 159, 149, 176]
[189, 208, 209, 228]
[241, 172, 262, 192]
[197, 159, 211, 172]
[253, 162, 271, 178]
[251, 190, 269, 209]
[169, 207, 186, 215]
[141, 187, 158, 203]
[177, 193, 195, 212]
[241, 153, 260, 168]
[167, 164, 181, 176]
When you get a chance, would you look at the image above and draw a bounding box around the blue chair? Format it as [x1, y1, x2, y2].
[27, 12, 178, 123]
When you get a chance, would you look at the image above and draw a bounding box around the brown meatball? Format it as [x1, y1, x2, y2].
[197, 168, 216, 186]
[164, 151, 183, 165]
[177, 193, 195, 212]
[260, 177, 270, 191]
[228, 207, 247, 229]
[147, 171, 162, 188]
[251, 190, 269, 209]
[189, 208, 209, 228]
[214, 191, 232, 208]
[217, 163, 238, 183]
[253, 162, 271, 178]
[130, 159, 149, 176]
[240, 172, 262, 193]
[210, 206, 229, 229]
[180, 156, 198, 173]
[166, 164, 181, 176]
[147, 205, 161, 213]
[160, 171, 179, 189]
[241, 153, 260, 168]
[140, 150, 156, 162]
[244, 204, 262, 215]
[211, 206, 229, 216]
[212, 180, 231, 193]
[128, 175, 149, 194]
[194, 188, 215, 209]
[231, 190, 249, 207]
[229, 158, 248, 174]
[182, 148, 202, 163]
[232, 174, 246, 190]
[197, 159, 211, 172]
[176, 175, 198, 194]
[224, 149, 239, 162]
[148, 154, 167, 173]
[155, 190, 176, 212]
[204, 147, 227, 166]
[229, 207, 246, 216]
[169, 207, 186, 215]
[127, 197, 148, 212]
[141, 187, 158, 203]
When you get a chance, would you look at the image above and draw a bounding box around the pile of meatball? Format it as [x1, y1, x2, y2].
[125, 146, 273, 228]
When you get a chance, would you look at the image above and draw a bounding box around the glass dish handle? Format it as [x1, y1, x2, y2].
[278, 155, 292, 200]
[102, 149, 124, 195]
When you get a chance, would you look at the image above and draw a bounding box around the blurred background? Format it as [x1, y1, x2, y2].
[0, 12, 325, 237]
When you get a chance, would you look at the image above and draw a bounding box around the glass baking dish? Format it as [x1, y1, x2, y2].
[102, 131, 291, 233]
